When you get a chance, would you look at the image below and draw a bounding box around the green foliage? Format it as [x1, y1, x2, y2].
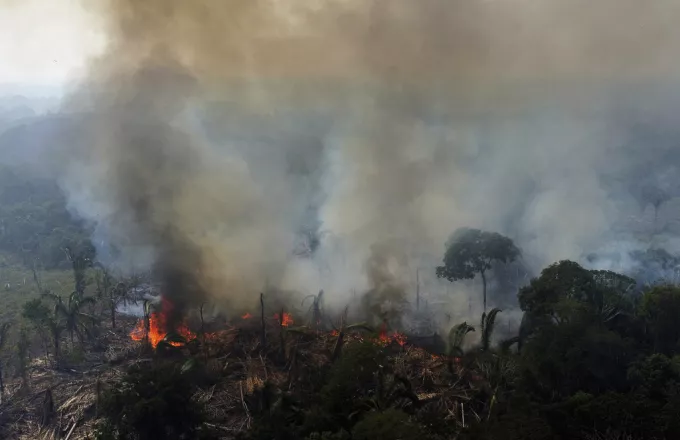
[0, 165, 94, 269]
[95, 361, 213, 440]
[481, 308, 502, 352]
[627, 353, 680, 400]
[518, 260, 595, 321]
[639, 285, 680, 354]
[436, 228, 520, 282]
[519, 319, 632, 398]
[352, 409, 429, 440]
[21, 297, 51, 325]
[437, 228, 519, 311]
[43, 291, 97, 344]
[570, 392, 659, 438]
[22, 297, 64, 358]
[240, 259, 680, 440]
[518, 261, 635, 330]
[321, 340, 387, 418]
[446, 322, 475, 356]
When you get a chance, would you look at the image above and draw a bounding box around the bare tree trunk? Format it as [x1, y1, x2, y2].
[53, 329, 60, 360]
[331, 331, 345, 362]
[0, 362, 4, 403]
[110, 296, 116, 329]
[416, 269, 420, 311]
[279, 308, 286, 361]
[41, 389, 54, 426]
[260, 293, 266, 351]
[481, 270, 487, 313]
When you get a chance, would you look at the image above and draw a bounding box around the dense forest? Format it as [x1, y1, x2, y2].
[0, 164, 94, 269]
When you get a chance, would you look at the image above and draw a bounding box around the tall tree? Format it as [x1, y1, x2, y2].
[436, 228, 520, 312]
[518, 261, 635, 325]
[64, 247, 91, 297]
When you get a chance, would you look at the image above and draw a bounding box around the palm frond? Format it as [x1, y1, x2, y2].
[447, 322, 475, 356]
[481, 308, 502, 351]
[301, 295, 316, 307]
[284, 326, 312, 336]
[345, 323, 375, 333]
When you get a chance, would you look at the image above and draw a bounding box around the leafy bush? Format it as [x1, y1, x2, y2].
[95, 361, 213, 440]
[320, 340, 387, 422]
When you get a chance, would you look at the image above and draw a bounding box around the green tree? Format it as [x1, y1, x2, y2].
[42, 291, 97, 345]
[436, 228, 520, 312]
[22, 298, 64, 360]
[516, 261, 636, 399]
[95, 362, 212, 440]
[518, 261, 634, 328]
[639, 285, 680, 354]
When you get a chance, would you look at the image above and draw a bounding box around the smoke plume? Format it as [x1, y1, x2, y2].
[55, 0, 680, 321]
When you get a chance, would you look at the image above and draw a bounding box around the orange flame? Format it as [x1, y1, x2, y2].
[392, 332, 407, 347]
[129, 297, 196, 348]
[242, 312, 253, 320]
[274, 312, 294, 327]
[374, 323, 407, 346]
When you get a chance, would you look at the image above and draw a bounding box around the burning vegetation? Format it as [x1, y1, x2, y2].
[129, 297, 198, 348]
[5, 0, 680, 439]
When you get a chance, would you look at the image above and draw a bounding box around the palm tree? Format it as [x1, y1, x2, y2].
[43, 292, 97, 345]
[22, 298, 64, 361]
[94, 263, 130, 329]
[447, 321, 475, 357]
[302, 290, 324, 330]
[480, 308, 502, 352]
[64, 247, 91, 297]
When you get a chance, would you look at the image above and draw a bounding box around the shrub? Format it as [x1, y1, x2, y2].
[321, 340, 387, 416]
[95, 361, 213, 440]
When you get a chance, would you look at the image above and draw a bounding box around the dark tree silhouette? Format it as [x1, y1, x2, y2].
[436, 228, 520, 312]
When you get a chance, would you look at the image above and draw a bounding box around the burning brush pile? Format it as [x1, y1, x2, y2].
[127, 293, 409, 353]
[0, 286, 488, 440]
[129, 296, 197, 348]
[95, 291, 488, 440]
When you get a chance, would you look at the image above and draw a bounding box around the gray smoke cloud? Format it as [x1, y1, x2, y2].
[52, 0, 680, 321]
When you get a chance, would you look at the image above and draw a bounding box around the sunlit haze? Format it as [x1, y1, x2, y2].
[0, 0, 105, 93]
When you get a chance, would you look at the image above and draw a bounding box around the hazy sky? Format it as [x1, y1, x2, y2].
[0, 0, 105, 90]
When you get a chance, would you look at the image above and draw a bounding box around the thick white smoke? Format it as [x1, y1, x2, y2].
[47, 0, 680, 322]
